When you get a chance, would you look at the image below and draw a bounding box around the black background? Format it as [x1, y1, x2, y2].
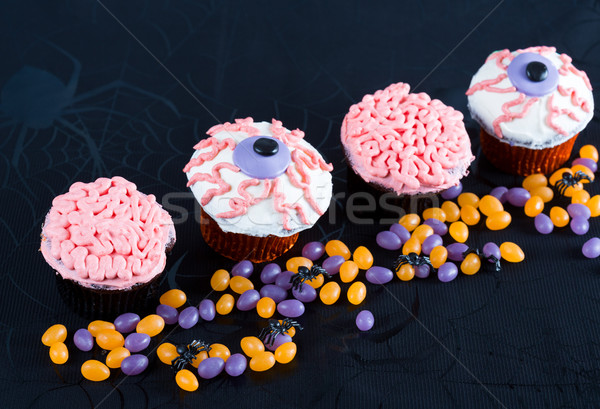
[1, 1, 600, 408]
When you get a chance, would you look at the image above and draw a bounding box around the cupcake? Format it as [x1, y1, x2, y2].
[341, 82, 474, 214]
[467, 46, 594, 176]
[183, 117, 333, 262]
[40, 177, 176, 319]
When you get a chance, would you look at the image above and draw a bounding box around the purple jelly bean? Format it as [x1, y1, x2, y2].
[482, 242, 501, 261]
[124, 333, 151, 353]
[438, 262, 458, 282]
[441, 183, 463, 200]
[178, 306, 200, 329]
[199, 299, 216, 321]
[275, 270, 295, 290]
[225, 353, 247, 377]
[73, 329, 93, 352]
[567, 203, 591, 219]
[156, 304, 179, 325]
[534, 213, 554, 234]
[231, 260, 253, 278]
[422, 234, 443, 255]
[121, 354, 148, 376]
[376, 230, 402, 250]
[292, 284, 317, 303]
[414, 264, 430, 278]
[572, 157, 598, 173]
[489, 186, 509, 203]
[237, 289, 261, 311]
[265, 334, 292, 351]
[365, 266, 394, 284]
[277, 299, 305, 318]
[423, 218, 448, 236]
[322, 256, 345, 275]
[197, 357, 225, 379]
[259, 284, 288, 303]
[506, 187, 530, 207]
[302, 241, 325, 261]
[582, 237, 600, 258]
[356, 310, 375, 331]
[114, 313, 140, 334]
[447, 243, 469, 261]
[260, 263, 281, 284]
[390, 224, 411, 242]
[570, 216, 589, 235]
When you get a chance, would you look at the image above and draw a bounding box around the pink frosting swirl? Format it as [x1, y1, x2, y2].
[41, 177, 175, 289]
[341, 82, 474, 195]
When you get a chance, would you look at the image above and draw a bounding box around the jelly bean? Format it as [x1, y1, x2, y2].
[587, 195, 600, 217]
[499, 242, 524, 262]
[402, 237, 421, 255]
[208, 343, 230, 361]
[376, 230, 402, 250]
[74, 329, 94, 352]
[260, 284, 288, 303]
[534, 213, 554, 234]
[302, 241, 326, 261]
[437, 262, 458, 282]
[216, 294, 235, 315]
[319, 281, 341, 305]
[199, 299, 216, 321]
[241, 336, 264, 357]
[231, 260, 253, 278]
[121, 354, 148, 376]
[365, 266, 394, 284]
[113, 313, 140, 334]
[229, 275, 254, 294]
[449, 221, 468, 243]
[136, 315, 165, 337]
[124, 333, 150, 353]
[485, 211, 512, 231]
[49, 342, 68, 364]
[157, 342, 178, 365]
[460, 205, 480, 226]
[421, 234, 442, 255]
[265, 334, 292, 352]
[339, 260, 359, 283]
[156, 304, 179, 325]
[256, 297, 276, 318]
[159, 289, 187, 308]
[457, 192, 479, 208]
[570, 216, 589, 235]
[390, 223, 411, 242]
[353, 246, 374, 270]
[549, 168, 572, 186]
[281, 320, 296, 337]
[412, 224, 434, 243]
[530, 186, 554, 203]
[524, 196, 544, 217]
[446, 243, 469, 261]
[580, 144, 599, 162]
[292, 283, 317, 303]
[568, 203, 591, 219]
[396, 264, 415, 281]
[249, 351, 276, 372]
[277, 299, 305, 317]
[415, 264, 431, 278]
[225, 353, 247, 377]
[197, 357, 225, 379]
[522, 173, 548, 191]
[275, 342, 297, 364]
[356, 310, 375, 331]
[423, 218, 448, 236]
[582, 237, 600, 258]
[96, 330, 125, 350]
[489, 186, 509, 203]
[571, 189, 590, 205]
[286, 257, 313, 274]
[429, 246, 448, 269]
[441, 183, 463, 200]
[88, 321, 115, 338]
[81, 360, 110, 382]
[237, 289, 261, 311]
[479, 195, 503, 216]
[106, 347, 130, 369]
[275, 270, 295, 290]
[322, 255, 345, 275]
[460, 253, 481, 275]
[482, 242, 501, 262]
[177, 306, 199, 329]
[260, 263, 281, 284]
[176, 369, 198, 392]
[506, 187, 530, 207]
[571, 164, 594, 181]
[398, 214, 421, 232]
[550, 206, 569, 227]
[422, 207, 446, 222]
[305, 272, 325, 289]
[42, 324, 67, 347]
[572, 157, 598, 173]
[210, 269, 230, 291]
[325, 240, 351, 260]
[347, 281, 367, 305]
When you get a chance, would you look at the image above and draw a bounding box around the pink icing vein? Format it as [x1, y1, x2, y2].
[41, 177, 174, 288]
[492, 93, 539, 138]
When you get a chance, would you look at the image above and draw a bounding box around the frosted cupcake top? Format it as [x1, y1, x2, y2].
[41, 177, 175, 289]
[467, 46, 594, 149]
[341, 82, 474, 196]
[184, 118, 333, 237]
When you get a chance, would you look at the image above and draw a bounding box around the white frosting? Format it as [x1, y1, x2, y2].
[185, 121, 333, 237]
[467, 49, 594, 149]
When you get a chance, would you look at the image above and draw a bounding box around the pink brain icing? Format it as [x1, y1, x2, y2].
[341, 82, 474, 195]
[41, 177, 175, 289]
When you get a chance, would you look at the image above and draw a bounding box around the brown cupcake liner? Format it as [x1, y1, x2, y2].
[480, 129, 578, 176]
[200, 210, 298, 263]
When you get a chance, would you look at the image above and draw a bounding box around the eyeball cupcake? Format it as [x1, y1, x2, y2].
[40, 177, 176, 319]
[183, 117, 333, 263]
[467, 46, 594, 175]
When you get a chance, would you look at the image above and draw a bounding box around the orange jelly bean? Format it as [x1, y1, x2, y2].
[524, 196, 544, 217]
[81, 360, 110, 382]
[42, 324, 67, 347]
[571, 164, 594, 181]
[460, 253, 481, 275]
[190, 351, 209, 368]
[478, 195, 503, 216]
[49, 342, 69, 364]
[286, 257, 313, 274]
[241, 336, 264, 358]
[449, 221, 469, 243]
[106, 347, 130, 369]
[422, 207, 446, 222]
[398, 214, 421, 231]
[216, 294, 235, 315]
[319, 281, 341, 305]
[157, 342, 178, 365]
[210, 269, 230, 291]
[353, 246, 374, 270]
[229, 276, 254, 294]
[580, 144, 599, 162]
[325, 240, 351, 260]
[550, 206, 569, 227]
[159, 289, 187, 308]
[460, 205, 480, 226]
[305, 274, 325, 289]
[176, 369, 199, 392]
[274, 342, 297, 364]
[347, 282, 367, 305]
[522, 173, 548, 191]
[457, 192, 479, 209]
[442, 200, 461, 222]
[256, 297, 276, 318]
[530, 186, 554, 203]
[249, 351, 276, 372]
[136, 315, 165, 337]
[209, 343, 230, 361]
[429, 246, 448, 269]
[412, 224, 434, 243]
[571, 189, 590, 204]
[485, 211, 511, 231]
[402, 237, 421, 255]
[282, 321, 296, 337]
[96, 330, 125, 350]
[340, 260, 359, 283]
[499, 242, 524, 263]
[587, 195, 600, 217]
[549, 168, 572, 186]
[396, 264, 415, 281]
[88, 321, 115, 338]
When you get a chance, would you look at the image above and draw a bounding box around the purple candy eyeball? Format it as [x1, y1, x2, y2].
[232, 136, 291, 179]
[506, 52, 559, 97]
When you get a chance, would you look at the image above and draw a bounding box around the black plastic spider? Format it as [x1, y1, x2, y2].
[554, 171, 591, 196]
[170, 340, 211, 372]
[258, 318, 303, 347]
[392, 252, 434, 274]
[463, 248, 501, 272]
[290, 265, 330, 291]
